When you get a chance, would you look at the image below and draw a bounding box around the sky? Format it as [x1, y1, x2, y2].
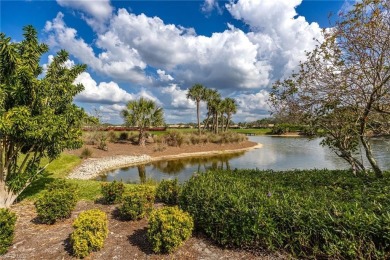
[1, 0, 355, 124]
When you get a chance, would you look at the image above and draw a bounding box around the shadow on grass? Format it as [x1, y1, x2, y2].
[18, 171, 56, 201]
[128, 227, 154, 255]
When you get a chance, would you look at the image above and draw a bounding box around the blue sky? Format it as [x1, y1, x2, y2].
[1, 0, 351, 124]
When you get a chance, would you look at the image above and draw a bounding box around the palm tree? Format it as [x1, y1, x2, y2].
[186, 84, 205, 135]
[224, 98, 237, 131]
[202, 88, 220, 132]
[121, 98, 164, 146]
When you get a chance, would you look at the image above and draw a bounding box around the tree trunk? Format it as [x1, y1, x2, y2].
[0, 181, 18, 208]
[221, 113, 224, 133]
[203, 111, 211, 132]
[197, 100, 201, 135]
[138, 129, 146, 146]
[225, 114, 231, 131]
[215, 112, 219, 134]
[360, 136, 383, 177]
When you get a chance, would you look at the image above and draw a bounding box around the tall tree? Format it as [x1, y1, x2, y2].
[0, 26, 86, 208]
[186, 84, 205, 135]
[121, 98, 164, 146]
[270, 0, 390, 177]
[223, 98, 237, 131]
[202, 88, 221, 132]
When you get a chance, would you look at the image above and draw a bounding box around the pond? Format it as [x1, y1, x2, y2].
[97, 136, 390, 184]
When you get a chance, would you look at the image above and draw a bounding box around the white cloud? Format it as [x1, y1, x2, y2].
[157, 69, 174, 82]
[56, 0, 113, 31]
[226, 0, 323, 79]
[74, 72, 134, 104]
[235, 90, 270, 113]
[161, 84, 195, 109]
[202, 0, 222, 14]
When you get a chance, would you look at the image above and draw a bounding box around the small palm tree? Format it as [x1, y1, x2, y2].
[186, 84, 205, 135]
[121, 98, 164, 146]
[224, 98, 237, 131]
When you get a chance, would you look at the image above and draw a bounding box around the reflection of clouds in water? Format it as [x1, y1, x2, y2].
[99, 136, 389, 183]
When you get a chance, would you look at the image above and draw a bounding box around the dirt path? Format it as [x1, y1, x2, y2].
[2, 201, 286, 260]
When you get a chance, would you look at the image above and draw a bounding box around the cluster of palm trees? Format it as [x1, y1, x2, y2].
[186, 84, 237, 135]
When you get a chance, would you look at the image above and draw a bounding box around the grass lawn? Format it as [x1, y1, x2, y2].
[231, 128, 272, 135]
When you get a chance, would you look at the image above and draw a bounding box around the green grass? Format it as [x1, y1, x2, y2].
[231, 128, 272, 135]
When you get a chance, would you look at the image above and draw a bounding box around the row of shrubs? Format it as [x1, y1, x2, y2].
[178, 169, 390, 259]
[1, 178, 190, 256]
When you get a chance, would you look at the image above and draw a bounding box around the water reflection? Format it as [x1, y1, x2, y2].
[98, 136, 389, 184]
[98, 152, 245, 184]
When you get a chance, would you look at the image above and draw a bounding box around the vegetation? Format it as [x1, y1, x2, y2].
[101, 180, 125, 204]
[186, 84, 205, 135]
[270, 0, 390, 176]
[179, 169, 390, 259]
[147, 206, 194, 253]
[0, 208, 16, 255]
[117, 194, 150, 220]
[155, 179, 180, 205]
[34, 180, 79, 224]
[121, 98, 164, 146]
[71, 209, 108, 258]
[0, 26, 86, 208]
[80, 147, 93, 159]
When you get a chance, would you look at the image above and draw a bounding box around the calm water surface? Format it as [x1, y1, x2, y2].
[98, 136, 390, 184]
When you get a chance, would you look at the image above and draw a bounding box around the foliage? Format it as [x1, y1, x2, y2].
[118, 132, 129, 141]
[147, 206, 193, 253]
[0, 26, 86, 208]
[164, 130, 184, 147]
[117, 194, 149, 220]
[101, 180, 125, 204]
[270, 0, 390, 177]
[80, 147, 93, 159]
[121, 98, 164, 146]
[179, 169, 390, 259]
[106, 131, 118, 143]
[0, 209, 16, 255]
[71, 209, 108, 258]
[34, 180, 79, 224]
[156, 179, 180, 205]
[187, 84, 206, 135]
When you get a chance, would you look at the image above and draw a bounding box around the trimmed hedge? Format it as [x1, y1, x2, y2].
[155, 179, 180, 205]
[0, 209, 17, 255]
[101, 180, 125, 204]
[34, 180, 78, 224]
[71, 209, 108, 258]
[147, 206, 193, 253]
[118, 185, 156, 220]
[179, 169, 390, 259]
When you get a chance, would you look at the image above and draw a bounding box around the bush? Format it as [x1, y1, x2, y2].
[117, 195, 149, 220]
[0, 209, 17, 255]
[71, 209, 108, 258]
[101, 180, 125, 204]
[35, 180, 79, 224]
[35, 188, 78, 224]
[156, 179, 180, 205]
[147, 206, 193, 253]
[107, 131, 118, 143]
[118, 132, 129, 141]
[80, 147, 93, 159]
[179, 169, 390, 259]
[164, 130, 184, 147]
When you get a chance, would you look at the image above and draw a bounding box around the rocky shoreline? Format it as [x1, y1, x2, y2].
[67, 155, 152, 180]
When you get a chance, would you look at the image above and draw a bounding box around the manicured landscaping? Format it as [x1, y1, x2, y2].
[179, 169, 390, 259]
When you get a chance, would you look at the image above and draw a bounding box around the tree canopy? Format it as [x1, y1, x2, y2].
[270, 0, 390, 177]
[121, 97, 164, 146]
[0, 26, 86, 208]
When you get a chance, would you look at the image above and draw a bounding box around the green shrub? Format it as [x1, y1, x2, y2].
[71, 209, 108, 258]
[179, 169, 390, 259]
[118, 132, 129, 141]
[147, 206, 193, 253]
[35, 188, 78, 224]
[118, 195, 149, 220]
[46, 179, 78, 192]
[101, 180, 125, 204]
[164, 130, 184, 147]
[80, 147, 93, 159]
[0, 209, 17, 255]
[156, 179, 180, 205]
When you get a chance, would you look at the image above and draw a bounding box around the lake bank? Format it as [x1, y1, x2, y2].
[67, 141, 261, 180]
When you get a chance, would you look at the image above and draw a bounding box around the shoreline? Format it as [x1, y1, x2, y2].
[67, 142, 262, 180]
